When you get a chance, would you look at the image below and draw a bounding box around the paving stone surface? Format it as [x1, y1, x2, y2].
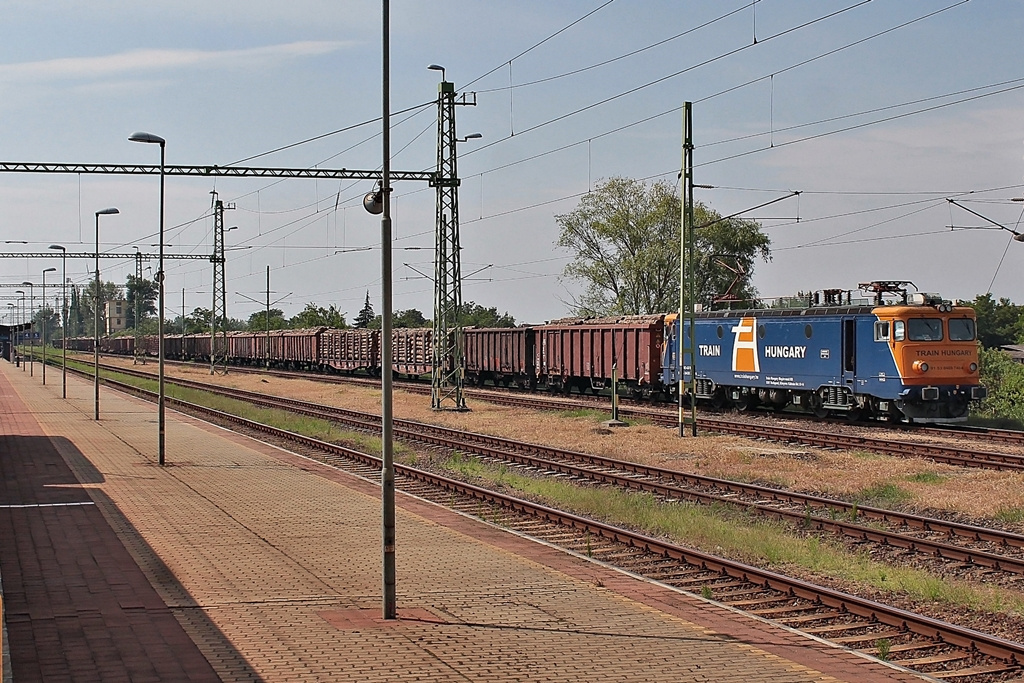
[0, 360, 928, 681]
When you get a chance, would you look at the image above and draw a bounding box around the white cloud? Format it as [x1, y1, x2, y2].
[0, 41, 351, 84]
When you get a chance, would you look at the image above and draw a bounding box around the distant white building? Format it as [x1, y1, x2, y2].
[1000, 345, 1024, 364]
[105, 299, 127, 334]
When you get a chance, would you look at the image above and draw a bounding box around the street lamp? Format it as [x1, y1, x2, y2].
[22, 281, 33, 377]
[129, 131, 167, 465]
[5, 303, 13, 359]
[427, 63, 445, 81]
[95, 207, 120, 420]
[49, 245, 67, 397]
[14, 291, 24, 367]
[41, 267, 56, 385]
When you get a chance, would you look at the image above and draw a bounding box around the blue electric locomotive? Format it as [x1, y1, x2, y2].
[661, 291, 985, 423]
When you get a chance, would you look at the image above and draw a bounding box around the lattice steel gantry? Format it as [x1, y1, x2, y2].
[430, 79, 475, 411]
[210, 193, 233, 374]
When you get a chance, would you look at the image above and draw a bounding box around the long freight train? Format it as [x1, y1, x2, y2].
[66, 286, 985, 423]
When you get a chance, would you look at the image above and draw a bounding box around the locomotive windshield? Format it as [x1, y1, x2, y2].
[907, 318, 944, 341]
[948, 318, 976, 341]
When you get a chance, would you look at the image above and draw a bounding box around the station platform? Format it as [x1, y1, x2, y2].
[0, 359, 928, 682]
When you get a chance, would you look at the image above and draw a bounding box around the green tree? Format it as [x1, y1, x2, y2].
[459, 301, 515, 328]
[354, 292, 374, 329]
[182, 307, 212, 335]
[74, 280, 123, 336]
[977, 347, 1024, 425]
[32, 306, 61, 342]
[247, 308, 288, 332]
[555, 177, 771, 315]
[125, 275, 158, 329]
[68, 285, 84, 337]
[290, 302, 348, 329]
[368, 308, 428, 329]
[966, 294, 1024, 348]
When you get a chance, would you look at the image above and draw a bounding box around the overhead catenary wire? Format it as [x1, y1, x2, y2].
[461, 0, 620, 91]
[472, 1, 754, 94]
[200, 0, 975, 294]
[456, 2, 976, 188]
[464, 0, 874, 158]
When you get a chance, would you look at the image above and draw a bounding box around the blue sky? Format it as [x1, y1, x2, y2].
[2, 1, 1023, 326]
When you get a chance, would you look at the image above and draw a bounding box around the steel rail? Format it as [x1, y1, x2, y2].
[66, 353, 1024, 468]
[91, 362, 1024, 575]
[91, 351, 1024, 448]
[84, 371, 1024, 667]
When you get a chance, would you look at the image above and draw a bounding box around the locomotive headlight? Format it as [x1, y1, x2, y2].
[913, 360, 929, 373]
[969, 362, 978, 373]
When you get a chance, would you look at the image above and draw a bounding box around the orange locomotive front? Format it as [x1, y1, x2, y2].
[873, 293, 985, 421]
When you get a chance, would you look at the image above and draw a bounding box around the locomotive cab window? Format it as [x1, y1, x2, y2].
[948, 318, 976, 341]
[908, 318, 943, 341]
[873, 321, 890, 342]
[893, 321, 905, 341]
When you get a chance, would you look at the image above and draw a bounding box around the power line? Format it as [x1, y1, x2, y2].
[465, 0, 872, 157]
[462, 0, 620, 91]
[225, 100, 434, 166]
[473, 2, 754, 94]
[460, 1, 972, 184]
[705, 76, 1024, 148]
[699, 79, 1024, 169]
[694, 0, 969, 108]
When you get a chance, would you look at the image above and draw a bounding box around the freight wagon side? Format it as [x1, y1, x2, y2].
[393, 328, 432, 377]
[535, 315, 664, 396]
[319, 328, 381, 374]
[277, 327, 326, 369]
[464, 327, 535, 388]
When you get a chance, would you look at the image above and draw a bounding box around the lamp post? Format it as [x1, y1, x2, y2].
[15, 291, 24, 367]
[49, 246, 67, 397]
[382, 2, 395, 620]
[5, 303, 13, 361]
[129, 131, 167, 465]
[22, 281, 33, 377]
[41, 267, 56, 385]
[94, 207, 120, 420]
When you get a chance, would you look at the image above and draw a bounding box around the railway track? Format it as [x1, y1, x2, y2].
[87, 351, 1024, 449]
[93, 362, 1024, 578]
[85, 367, 1024, 681]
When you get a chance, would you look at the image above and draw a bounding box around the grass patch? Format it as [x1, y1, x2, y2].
[439, 457, 1024, 616]
[968, 415, 1024, 431]
[850, 450, 885, 461]
[556, 408, 608, 420]
[82, 363, 411, 459]
[904, 471, 946, 485]
[994, 507, 1024, 525]
[853, 483, 912, 508]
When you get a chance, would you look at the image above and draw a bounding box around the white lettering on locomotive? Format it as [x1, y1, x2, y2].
[763, 345, 807, 359]
[699, 344, 721, 357]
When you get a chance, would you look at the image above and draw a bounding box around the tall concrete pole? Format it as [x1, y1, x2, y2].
[381, 0, 397, 621]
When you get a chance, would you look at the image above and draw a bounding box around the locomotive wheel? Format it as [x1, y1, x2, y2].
[709, 389, 728, 410]
[733, 393, 755, 412]
[808, 394, 828, 419]
[846, 407, 863, 422]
